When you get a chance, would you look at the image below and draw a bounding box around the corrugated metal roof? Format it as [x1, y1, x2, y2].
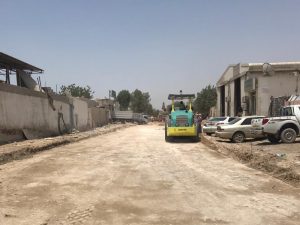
[0, 52, 43, 73]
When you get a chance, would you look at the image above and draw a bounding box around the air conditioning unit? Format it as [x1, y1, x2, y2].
[242, 102, 248, 111]
[244, 78, 256, 92]
[242, 96, 249, 103]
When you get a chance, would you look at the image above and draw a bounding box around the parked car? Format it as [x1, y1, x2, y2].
[251, 117, 270, 136]
[263, 105, 300, 143]
[203, 116, 236, 135]
[215, 116, 265, 143]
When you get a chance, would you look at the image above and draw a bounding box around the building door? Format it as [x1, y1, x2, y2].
[220, 85, 225, 116]
[234, 78, 241, 116]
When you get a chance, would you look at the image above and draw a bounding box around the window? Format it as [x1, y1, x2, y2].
[281, 107, 294, 116]
[228, 118, 241, 125]
[209, 117, 226, 121]
[241, 118, 253, 125]
[229, 117, 236, 122]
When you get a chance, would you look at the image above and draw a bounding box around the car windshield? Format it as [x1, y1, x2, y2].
[228, 118, 241, 124]
[209, 117, 226, 121]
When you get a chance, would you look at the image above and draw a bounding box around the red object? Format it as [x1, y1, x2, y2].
[262, 118, 269, 125]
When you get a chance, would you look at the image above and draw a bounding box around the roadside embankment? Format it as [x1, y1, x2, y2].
[201, 134, 300, 187]
[0, 123, 134, 165]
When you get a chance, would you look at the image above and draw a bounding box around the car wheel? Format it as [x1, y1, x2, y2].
[206, 133, 212, 136]
[232, 132, 245, 143]
[267, 135, 280, 143]
[280, 128, 297, 143]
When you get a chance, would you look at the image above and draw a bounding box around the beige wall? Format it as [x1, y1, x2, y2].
[0, 83, 104, 144]
[0, 84, 72, 140]
[256, 72, 299, 115]
[209, 106, 217, 117]
[71, 97, 89, 131]
[89, 108, 109, 127]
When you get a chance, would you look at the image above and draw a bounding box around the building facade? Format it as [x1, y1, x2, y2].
[216, 62, 300, 117]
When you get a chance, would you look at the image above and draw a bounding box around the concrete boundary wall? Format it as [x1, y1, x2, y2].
[0, 83, 107, 144]
[0, 84, 72, 143]
[89, 108, 109, 127]
[71, 97, 89, 131]
[0, 83, 70, 103]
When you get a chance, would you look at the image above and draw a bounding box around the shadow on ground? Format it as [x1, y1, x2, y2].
[166, 136, 201, 144]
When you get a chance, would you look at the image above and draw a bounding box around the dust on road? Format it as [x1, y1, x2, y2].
[0, 124, 299, 225]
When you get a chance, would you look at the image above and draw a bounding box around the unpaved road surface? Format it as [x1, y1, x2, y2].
[0, 125, 299, 225]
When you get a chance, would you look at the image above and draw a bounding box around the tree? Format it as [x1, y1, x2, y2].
[152, 109, 160, 117]
[193, 85, 217, 117]
[117, 90, 131, 110]
[162, 102, 166, 111]
[109, 90, 117, 99]
[60, 84, 94, 99]
[130, 89, 154, 114]
[143, 92, 154, 115]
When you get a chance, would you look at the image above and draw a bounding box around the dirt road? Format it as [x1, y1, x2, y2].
[0, 125, 299, 225]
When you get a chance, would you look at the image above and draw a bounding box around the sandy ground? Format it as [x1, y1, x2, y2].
[0, 123, 133, 165]
[0, 124, 299, 225]
[202, 134, 300, 186]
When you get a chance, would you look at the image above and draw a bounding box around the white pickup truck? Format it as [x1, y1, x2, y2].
[253, 105, 300, 143]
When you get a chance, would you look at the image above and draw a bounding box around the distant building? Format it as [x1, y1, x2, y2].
[95, 98, 114, 110]
[216, 62, 300, 117]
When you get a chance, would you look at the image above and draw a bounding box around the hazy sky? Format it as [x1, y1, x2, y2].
[1, 0, 300, 108]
